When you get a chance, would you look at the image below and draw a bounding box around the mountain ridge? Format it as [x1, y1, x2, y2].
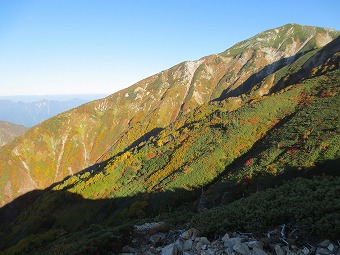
[0, 23, 339, 206]
[0, 121, 27, 146]
[0, 23, 339, 254]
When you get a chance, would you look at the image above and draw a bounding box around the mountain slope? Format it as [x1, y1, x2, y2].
[0, 68, 339, 255]
[0, 24, 339, 206]
[0, 121, 27, 146]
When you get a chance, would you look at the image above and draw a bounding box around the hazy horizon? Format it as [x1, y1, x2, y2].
[0, 93, 109, 102]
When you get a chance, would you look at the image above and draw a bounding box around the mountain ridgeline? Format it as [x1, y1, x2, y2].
[0, 121, 27, 146]
[0, 24, 340, 254]
[0, 24, 339, 206]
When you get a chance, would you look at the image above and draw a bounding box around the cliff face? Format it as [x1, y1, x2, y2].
[0, 24, 339, 206]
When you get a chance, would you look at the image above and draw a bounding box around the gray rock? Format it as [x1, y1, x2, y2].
[291, 245, 298, 251]
[183, 239, 193, 251]
[319, 240, 331, 248]
[150, 247, 160, 255]
[224, 237, 242, 248]
[161, 243, 178, 255]
[196, 242, 203, 253]
[174, 238, 185, 252]
[200, 237, 211, 245]
[247, 241, 264, 249]
[275, 245, 285, 255]
[316, 247, 332, 255]
[150, 233, 167, 243]
[181, 228, 200, 240]
[282, 246, 290, 253]
[249, 247, 269, 255]
[206, 248, 216, 255]
[183, 252, 194, 255]
[222, 233, 230, 242]
[122, 246, 138, 253]
[233, 243, 250, 255]
[327, 244, 338, 253]
[225, 247, 235, 255]
[301, 247, 310, 255]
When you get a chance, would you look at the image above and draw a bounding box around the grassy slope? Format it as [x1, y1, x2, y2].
[0, 68, 339, 254]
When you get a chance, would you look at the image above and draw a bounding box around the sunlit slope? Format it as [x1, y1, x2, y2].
[0, 24, 338, 205]
[0, 121, 27, 146]
[1, 69, 338, 255]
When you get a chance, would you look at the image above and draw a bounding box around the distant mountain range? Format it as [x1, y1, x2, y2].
[0, 95, 107, 127]
[0, 24, 339, 254]
[0, 121, 27, 146]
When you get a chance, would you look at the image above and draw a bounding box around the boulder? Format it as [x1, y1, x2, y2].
[318, 240, 331, 248]
[181, 228, 199, 240]
[275, 245, 285, 255]
[122, 246, 138, 253]
[199, 237, 211, 245]
[249, 247, 269, 255]
[183, 239, 193, 251]
[224, 237, 242, 248]
[233, 243, 250, 255]
[225, 247, 235, 255]
[161, 243, 178, 255]
[301, 247, 310, 255]
[247, 241, 264, 249]
[316, 247, 331, 255]
[327, 244, 338, 253]
[150, 233, 167, 243]
[222, 233, 230, 242]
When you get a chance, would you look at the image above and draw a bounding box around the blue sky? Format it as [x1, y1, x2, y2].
[0, 0, 339, 96]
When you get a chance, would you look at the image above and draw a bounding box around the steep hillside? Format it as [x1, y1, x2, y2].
[0, 24, 339, 207]
[0, 121, 27, 146]
[0, 67, 339, 255]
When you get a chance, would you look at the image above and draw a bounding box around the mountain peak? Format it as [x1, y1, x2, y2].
[221, 23, 339, 57]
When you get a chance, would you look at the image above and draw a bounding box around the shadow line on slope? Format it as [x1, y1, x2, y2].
[1, 157, 339, 254]
[213, 52, 305, 101]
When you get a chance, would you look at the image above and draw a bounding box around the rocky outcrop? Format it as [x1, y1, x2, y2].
[119, 225, 340, 255]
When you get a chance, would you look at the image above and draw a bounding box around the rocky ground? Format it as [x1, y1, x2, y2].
[117, 222, 340, 255]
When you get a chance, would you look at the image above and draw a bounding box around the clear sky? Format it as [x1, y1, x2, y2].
[0, 0, 339, 96]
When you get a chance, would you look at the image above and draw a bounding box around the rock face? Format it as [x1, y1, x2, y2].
[118, 226, 340, 255]
[0, 24, 339, 206]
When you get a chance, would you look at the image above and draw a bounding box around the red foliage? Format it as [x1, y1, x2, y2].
[249, 118, 258, 124]
[244, 158, 254, 167]
[147, 153, 157, 159]
[288, 147, 298, 153]
[319, 92, 333, 98]
[243, 175, 251, 182]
